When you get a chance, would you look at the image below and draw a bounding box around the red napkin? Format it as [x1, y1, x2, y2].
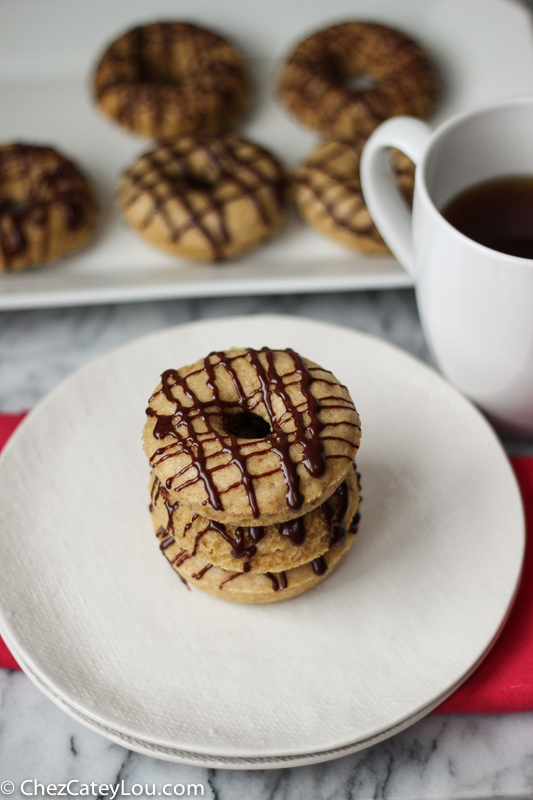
[0, 412, 27, 670]
[1, 413, 532, 712]
[435, 455, 533, 713]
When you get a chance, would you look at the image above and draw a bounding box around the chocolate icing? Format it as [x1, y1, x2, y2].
[192, 563, 213, 580]
[265, 572, 280, 591]
[322, 478, 350, 548]
[311, 555, 328, 576]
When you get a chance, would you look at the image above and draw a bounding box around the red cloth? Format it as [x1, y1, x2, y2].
[0, 413, 532, 712]
[435, 456, 533, 713]
[0, 413, 26, 670]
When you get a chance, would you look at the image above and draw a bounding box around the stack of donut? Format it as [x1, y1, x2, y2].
[143, 346, 362, 603]
[93, 22, 289, 262]
[278, 22, 438, 253]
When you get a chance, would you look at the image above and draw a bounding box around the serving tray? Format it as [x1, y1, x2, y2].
[0, 0, 532, 310]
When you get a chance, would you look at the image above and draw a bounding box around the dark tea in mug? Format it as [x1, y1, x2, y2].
[442, 175, 533, 258]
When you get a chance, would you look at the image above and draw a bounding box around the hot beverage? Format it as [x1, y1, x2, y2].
[442, 176, 533, 258]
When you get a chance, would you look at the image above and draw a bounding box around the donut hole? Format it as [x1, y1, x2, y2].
[224, 411, 272, 439]
[0, 175, 31, 215]
[0, 198, 30, 217]
[185, 176, 217, 194]
[136, 54, 182, 86]
[343, 74, 379, 93]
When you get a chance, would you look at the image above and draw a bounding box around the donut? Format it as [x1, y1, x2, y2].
[155, 518, 359, 603]
[294, 139, 415, 254]
[143, 347, 361, 527]
[116, 136, 288, 262]
[92, 22, 249, 140]
[278, 22, 438, 139]
[149, 464, 360, 573]
[0, 143, 96, 272]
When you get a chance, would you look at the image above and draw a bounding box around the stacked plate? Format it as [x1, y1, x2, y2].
[0, 316, 524, 767]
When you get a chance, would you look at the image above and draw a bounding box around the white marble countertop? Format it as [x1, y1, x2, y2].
[0, 289, 532, 798]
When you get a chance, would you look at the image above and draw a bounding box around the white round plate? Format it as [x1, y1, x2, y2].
[0, 315, 524, 765]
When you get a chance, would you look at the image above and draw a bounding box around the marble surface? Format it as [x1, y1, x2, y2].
[0, 289, 532, 798]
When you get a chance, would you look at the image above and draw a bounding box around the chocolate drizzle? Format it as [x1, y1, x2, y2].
[278, 516, 306, 546]
[322, 479, 350, 548]
[311, 555, 328, 576]
[264, 571, 288, 591]
[147, 348, 359, 521]
[192, 563, 213, 580]
[219, 572, 241, 589]
[265, 572, 280, 591]
[350, 510, 361, 534]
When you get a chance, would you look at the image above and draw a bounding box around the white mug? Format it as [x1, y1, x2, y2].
[361, 96, 533, 436]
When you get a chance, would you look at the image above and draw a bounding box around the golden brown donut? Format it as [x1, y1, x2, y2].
[143, 347, 361, 527]
[0, 143, 96, 272]
[278, 22, 438, 140]
[92, 22, 249, 140]
[149, 464, 360, 573]
[156, 520, 359, 604]
[294, 139, 415, 254]
[116, 136, 288, 262]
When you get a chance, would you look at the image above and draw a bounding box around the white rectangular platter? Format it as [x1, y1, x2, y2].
[0, 0, 532, 310]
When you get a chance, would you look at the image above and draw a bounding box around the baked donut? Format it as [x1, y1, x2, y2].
[156, 518, 359, 603]
[278, 22, 438, 139]
[143, 347, 361, 526]
[0, 143, 96, 272]
[116, 136, 288, 262]
[149, 464, 360, 573]
[92, 22, 249, 140]
[294, 139, 415, 254]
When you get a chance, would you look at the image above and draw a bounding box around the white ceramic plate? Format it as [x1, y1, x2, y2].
[0, 315, 524, 766]
[0, 0, 532, 310]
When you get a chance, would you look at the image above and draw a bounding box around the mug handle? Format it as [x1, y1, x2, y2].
[360, 117, 432, 277]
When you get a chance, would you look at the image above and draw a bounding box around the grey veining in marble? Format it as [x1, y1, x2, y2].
[0, 289, 533, 798]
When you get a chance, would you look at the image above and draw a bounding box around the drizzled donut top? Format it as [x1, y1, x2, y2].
[143, 347, 361, 526]
[92, 22, 249, 140]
